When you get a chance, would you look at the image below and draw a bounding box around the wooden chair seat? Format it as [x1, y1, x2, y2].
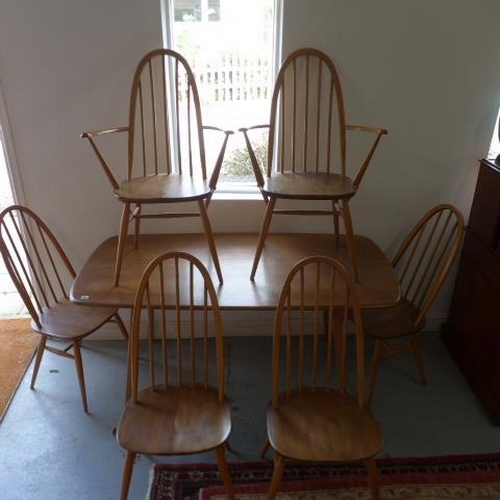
[263, 172, 357, 199]
[116, 174, 211, 203]
[33, 299, 119, 340]
[267, 388, 382, 463]
[362, 299, 424, 340]
[118, 385, 231, 455]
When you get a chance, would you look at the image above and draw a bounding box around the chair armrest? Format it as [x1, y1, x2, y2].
[80, 127, 129, 190]
[345, 124, 388, 135]
[203, 127, 234, 196]
[346, 124, 388, 188]
[203, 125, 233, 135]
[239, 124, 270, 133]
[80, 126, 129, 139]
[239, 125, 270, 192]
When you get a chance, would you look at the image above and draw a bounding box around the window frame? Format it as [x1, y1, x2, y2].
[0, 81, 24, 207]
[160, 0, 283, 199]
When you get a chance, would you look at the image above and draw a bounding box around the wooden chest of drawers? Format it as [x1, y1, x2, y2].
[442, 158, 500, 424]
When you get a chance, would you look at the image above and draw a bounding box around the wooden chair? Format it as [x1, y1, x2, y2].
[0, 205, 128, 412]
[81, 49, 233, 286]
[362, 204, 465, 405]
[240, 48, 387, 282]
[266, 255, 383, 500]
[116, 251, 234, 500]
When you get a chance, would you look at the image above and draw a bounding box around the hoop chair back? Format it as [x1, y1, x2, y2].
[266, 47, 346, 180]
[393, 204, 465, 328]
[128, 251, 226, 403]
[0, 204, 76, 330]
[271, 255, 366, 409]
[127, 49, 207, 182]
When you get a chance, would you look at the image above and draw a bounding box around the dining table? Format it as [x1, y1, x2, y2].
[70, 233, 400, 311]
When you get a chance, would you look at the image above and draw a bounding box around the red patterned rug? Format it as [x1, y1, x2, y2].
[147, 454, 500, 500]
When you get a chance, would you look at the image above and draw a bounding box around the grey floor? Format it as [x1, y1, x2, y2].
[0, 330, 499, 500]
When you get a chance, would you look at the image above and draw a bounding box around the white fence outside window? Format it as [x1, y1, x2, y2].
[193, 53, 270, 104]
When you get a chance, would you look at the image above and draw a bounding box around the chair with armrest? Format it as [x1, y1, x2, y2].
[116, 251, 234, 500]
[0, 204, 128, 412]
[362, 204, 465, 405]
[240, 47, 387, 282]
[266, 255, 383, 500]
[81, 49, 233, 286]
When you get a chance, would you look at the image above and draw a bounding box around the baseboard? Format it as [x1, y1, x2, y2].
[422, 312, 448, 333]
[88, 309, 450, 341]
[88, 309, 277, 341]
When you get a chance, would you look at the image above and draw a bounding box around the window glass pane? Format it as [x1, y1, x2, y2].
[208, 0, 220, 21]
[488, 110, 500, 161]
[174, 0, 201, 22]
[171, 0, 277, 184]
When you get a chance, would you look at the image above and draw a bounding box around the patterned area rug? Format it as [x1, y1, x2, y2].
[0, 318, 37, 422]
[148, 454, 500, 500]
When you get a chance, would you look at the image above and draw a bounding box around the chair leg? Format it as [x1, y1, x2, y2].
[368, 339, 383, 406]
[332, 200, 340, 245]
[72, 340, 89, 413]
[216, 444, 235, 500]
[30, 336, 47, 390]
[113, 312, 129, 340]
[326, 311, 346, 386]
[250, 197, 276, 281]
[115, 203, 131, 287]
[120, 451, 136, 500]
[365, 457, 381, 500]
[410, 334, 427, 385]
[198, 200, 223, 284]
[146, 306, 155, 388]
[340, 199, 359, 282]
[267, 453, 285, 500]
[125, 313, 134, 402]
[260, 438, 270, 458]
[133, 203, 141, 250]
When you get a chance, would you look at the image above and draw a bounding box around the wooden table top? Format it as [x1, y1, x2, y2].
[71, 233, 399, 310]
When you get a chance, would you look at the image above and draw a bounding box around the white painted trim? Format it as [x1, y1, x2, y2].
[0, 80, 26, 206]
[87, 308, 449, 341]
[88, 309, 277, 341]
[0, 78, 25, 206]
[160, 0, 174, 49]
[422, 311, 448, 333]
[272, 0, 284, 77]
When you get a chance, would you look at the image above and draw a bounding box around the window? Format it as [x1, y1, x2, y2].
[0, 138, 14, 212]
[174, 0, 220, 22]
[0, 88, 26, 317]
[162, 0, 282, 192]
[488, 109, 500, 161]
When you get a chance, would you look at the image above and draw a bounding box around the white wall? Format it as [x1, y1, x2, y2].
[0, 0, 162, 261]
[1, 0, 500, 330]
[278, 0, 500, 325]
[282, 1, 500, 233]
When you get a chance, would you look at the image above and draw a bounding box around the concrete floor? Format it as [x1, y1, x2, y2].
[0, 332, 499, 500]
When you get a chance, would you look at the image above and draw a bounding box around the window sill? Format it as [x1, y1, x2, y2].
[213, 182, 262, 201]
